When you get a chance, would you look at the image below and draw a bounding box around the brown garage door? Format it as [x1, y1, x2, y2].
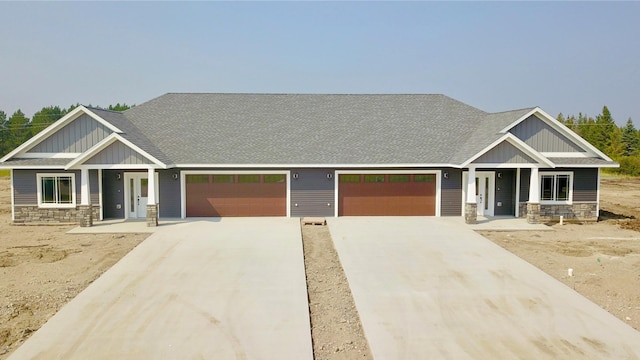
[338, 174, 436, 216]
[186, 174, 286, 217]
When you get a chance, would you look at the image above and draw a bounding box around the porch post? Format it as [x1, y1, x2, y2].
[147, 168, 158, 227]
[527, 167, 541, 224]
[78, 167, 93, 227]
[465, 167, 477, 224]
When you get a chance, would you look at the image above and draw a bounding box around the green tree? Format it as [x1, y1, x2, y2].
[594, 106, 617, 151]
[621, 118, 639, 156]
[6, 110, 31, 152]
[0, 110, 7, 156]
[605, 127, 624, 160]
[107, 103, 132, 111]
[31, 106, 65, 136]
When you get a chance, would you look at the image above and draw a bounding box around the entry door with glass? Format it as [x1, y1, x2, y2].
[125, 173, 148, 219]
[475, 172, 495, 216]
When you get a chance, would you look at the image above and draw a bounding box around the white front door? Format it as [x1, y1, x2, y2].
[125, 173, 149, 219]
[475, 172, 495, 217]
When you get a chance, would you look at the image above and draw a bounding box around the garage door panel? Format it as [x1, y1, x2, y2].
[186, 175, 286, 217]
[339, 174, 436, 216]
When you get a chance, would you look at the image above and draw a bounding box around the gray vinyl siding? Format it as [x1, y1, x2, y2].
[102, 170, 125, 219]
[509, 115, 583, 152]
[290, 169, 335, 217]
[519, 168, 597, 203]
[567, 168, 598, 202]
[85, 141, 153, 165]
[13, 169, 91, 205]
[473, 142, 536, 164]
[90, 170, 100, 205]
[494, 170, 515, 215]
[13, 170, 37, 205]
[441, 168, 462, 216]
[158, 170, 181, 218]
[519, 169, 531, 202]
[28, 114, 112, 153]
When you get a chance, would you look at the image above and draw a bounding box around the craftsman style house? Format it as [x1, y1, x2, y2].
[0, 94, 617, 226]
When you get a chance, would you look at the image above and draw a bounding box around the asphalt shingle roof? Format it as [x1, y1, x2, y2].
[123, 93, 497, 165]
[87, 107, 172, 165]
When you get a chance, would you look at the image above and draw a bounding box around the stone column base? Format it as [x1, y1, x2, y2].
[465, 203, 477, 224]
[77, 205, 93, 227]
[526, 202, 540, 224]
[147, 204, 159, 227]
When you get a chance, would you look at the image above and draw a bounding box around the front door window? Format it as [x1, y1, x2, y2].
[126, 173, 149, 219]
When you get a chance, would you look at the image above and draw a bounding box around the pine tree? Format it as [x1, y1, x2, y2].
[6, 110, 30, 151]
[0, 110, 7, 156]
[594, 106, 617, 151]
[31, 106, 65, 136]
[621, 118, 639, 156]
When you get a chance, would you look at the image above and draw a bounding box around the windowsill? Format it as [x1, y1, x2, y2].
[38, 204, 77, 209]
[540, 201, 573, 206]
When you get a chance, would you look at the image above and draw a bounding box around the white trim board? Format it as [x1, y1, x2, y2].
[0, 106, 122, 163]
[65, 133, 167, 170]
[498, 107, 613, 162]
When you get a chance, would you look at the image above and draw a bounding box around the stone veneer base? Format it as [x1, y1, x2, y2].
[519, 202, 598, 222]
[14, 205, 100, 225]
[465, 203, 477, 224]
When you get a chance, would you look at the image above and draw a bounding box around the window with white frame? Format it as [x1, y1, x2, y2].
[540, 172, 572, 203]
[37, 173, 76, 208]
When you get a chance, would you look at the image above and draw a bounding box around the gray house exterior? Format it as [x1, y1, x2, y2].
[0, 93, 617, 226]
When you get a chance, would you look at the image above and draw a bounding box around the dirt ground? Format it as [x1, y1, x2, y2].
[302, 224, 372, 360]
[1, 175, 639, 358]
[481, 176, 640, 332]
[0, 177, 148, 359]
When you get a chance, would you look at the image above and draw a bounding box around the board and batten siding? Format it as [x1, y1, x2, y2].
[158, 170, 181, 218]
[85, 141, 153, 165]
[13, 169, 100, 206]
[28, 114, 112, 153]
[441, 168, 462, 216]
[290, 169, 335, 217]
[473, 142, 537, 164]
[509, 115, 583, 152]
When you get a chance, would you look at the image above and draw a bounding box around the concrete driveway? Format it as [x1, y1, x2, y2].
[327, 217, 640, 359]
[9, 219, 313, 360]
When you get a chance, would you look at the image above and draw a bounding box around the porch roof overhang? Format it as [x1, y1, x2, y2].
[460, 133, 555, 169]
[65, 133, 167, 170]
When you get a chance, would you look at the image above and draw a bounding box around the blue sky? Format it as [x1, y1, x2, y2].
[1, 1, 638, 125]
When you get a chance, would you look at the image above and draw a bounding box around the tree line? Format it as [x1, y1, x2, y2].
[557, 106, 640, 175]
[0, 103, 131, 157]
[1, 102, 638, 175]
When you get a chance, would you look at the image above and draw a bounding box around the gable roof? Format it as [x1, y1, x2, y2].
[122, 93, 489, 166]
[0, 93, 618, 169]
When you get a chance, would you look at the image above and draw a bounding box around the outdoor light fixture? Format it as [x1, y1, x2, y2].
[497, 172, 502, 179]
[327, 173, 333, 179]
[443, 172, 449, 179]
[293, 172, 299, 179]
[116, 173, 121, 180]
[172, 173, 179, 180]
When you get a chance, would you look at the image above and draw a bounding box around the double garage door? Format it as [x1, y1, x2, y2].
[186, 174, 286, 217]
[185, 172, 436, 217]
[338, 174, 436, 216]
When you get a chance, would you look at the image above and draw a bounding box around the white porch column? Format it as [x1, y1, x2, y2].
[80, 167, 90, 206]
[147, 168, 156, 205]
[529, 167, 539, 203]
[466, 166, 476, 203]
